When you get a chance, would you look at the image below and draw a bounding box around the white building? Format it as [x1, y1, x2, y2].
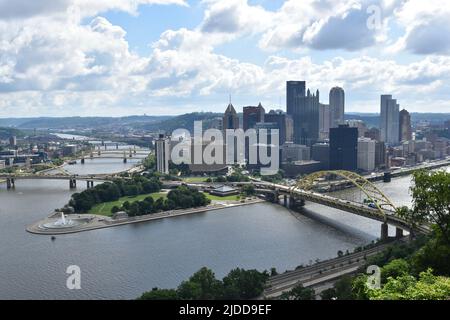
[155, 134, 170, 174]
[358, 138, 376, 172]
[380, 95, 400, 145]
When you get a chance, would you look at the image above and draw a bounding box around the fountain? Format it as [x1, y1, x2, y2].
[39, 212, 87, 230]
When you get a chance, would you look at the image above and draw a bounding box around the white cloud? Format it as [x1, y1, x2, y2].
[390, 0, 450, 55]
[0, 0, 188, 20]
[0, 0, 450, 116]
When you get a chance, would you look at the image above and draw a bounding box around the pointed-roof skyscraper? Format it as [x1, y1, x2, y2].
[223, 103, 239, 130]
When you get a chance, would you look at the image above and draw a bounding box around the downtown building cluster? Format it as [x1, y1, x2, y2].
[155, 81, 450, 177]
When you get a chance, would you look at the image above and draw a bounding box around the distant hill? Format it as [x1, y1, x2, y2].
[139, 112, 222, 133]
[346, 112, 450, 128]
[0, 116, 173, 129]
[0, 127, 25, 139]
[345, 113, 379, 128]
[0, 112, 448, 131]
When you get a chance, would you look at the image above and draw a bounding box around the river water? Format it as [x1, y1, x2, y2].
[0, 154, 444, 299]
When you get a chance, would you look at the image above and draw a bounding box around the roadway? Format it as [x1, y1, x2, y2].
[263, 240, 402, 299]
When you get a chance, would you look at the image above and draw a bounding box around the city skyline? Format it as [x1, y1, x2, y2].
[1, 0, 450, 117]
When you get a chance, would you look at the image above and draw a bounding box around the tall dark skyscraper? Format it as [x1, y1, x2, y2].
[243, 103, 265, 131]
[293, 89, 320, 146]
[286, 81, 306, 115]
[286, 81, 319, 146]
[329, 124, 358, 171]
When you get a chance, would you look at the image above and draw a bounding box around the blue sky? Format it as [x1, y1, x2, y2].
[0, 0, 449, 117]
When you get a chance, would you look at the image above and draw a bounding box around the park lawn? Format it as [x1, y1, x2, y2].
[203, 193, 240, 201]
[89, 192, 167, 216]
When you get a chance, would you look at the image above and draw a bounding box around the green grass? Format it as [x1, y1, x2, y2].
[89, 192, 167, 216]
[88, 191, 241, 217]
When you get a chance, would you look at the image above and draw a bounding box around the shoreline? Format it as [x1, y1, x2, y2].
[26, 198, 264, 236]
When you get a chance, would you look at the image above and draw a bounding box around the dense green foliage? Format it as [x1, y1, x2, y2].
[111, 186, 211, 217]
[69, 176, 162, 213]
[139, 267, 269, 300]
[367, 269, 450, 300]
[410, 170, 450, 244]
[323, 169, 450, 300]
[280, 284, 315, 300]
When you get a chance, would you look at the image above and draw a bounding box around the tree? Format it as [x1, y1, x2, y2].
[111, 206, 120, 214]
[222, 268, 268, 299]
[332, 275, 354, 300]
[177, 267, 223, 300]
[381, 259, 410, 284]
[411, 238, 450, 276]
[242, 184, 255, 196]
[320, 288, 337, 300]
[410, 170, 450, 244]
[138, 288, 178, 300]
[280, 283, 315, 300]
[367, 269, 450, 300]
[351, 275, 370, 300]
[396, 206, 422, 239]
[122, 201, 131, 210]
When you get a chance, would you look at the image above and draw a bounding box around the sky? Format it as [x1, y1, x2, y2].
[0, 0, 450, 117]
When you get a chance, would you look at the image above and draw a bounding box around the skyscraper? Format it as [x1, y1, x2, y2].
[243, 103, 265, 131]
[319, 103, 331, 141]
[357, 138, 376, 172]
[155, 134, 170, 174]
[286, 81, 320, 146]
[286, 81, 306, 115]
[223, 103, 239, 130]
[380, 95, 400, 145]
[329, 124, 358, 171]
[329, 87, 345, 128]
[265, 110, 293, 144]
[399, 109, 412, 142]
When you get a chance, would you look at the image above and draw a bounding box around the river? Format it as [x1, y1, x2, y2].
[0, 155, 445, 299]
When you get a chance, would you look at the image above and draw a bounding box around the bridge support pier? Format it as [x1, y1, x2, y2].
[86, 181, 94, 189]
[69, 179, 77, 189]
[81, 157, 85, 164]
[381, 223, 389, 241]
[273, 190, 279, 204]
[395, 228, 404, 239]
[123, 157, 127, 163]
[288, 196, 305, 210]
[6, 178, 15, 189]
[283, 195, 288, 207]
[116, 143, 119, 150]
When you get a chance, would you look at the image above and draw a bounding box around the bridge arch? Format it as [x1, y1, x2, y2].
[291, 170, 397, 219]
